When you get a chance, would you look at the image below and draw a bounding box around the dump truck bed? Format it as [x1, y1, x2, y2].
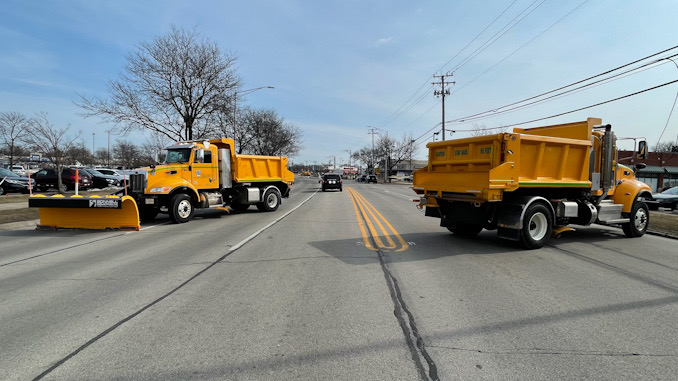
[413, 118, 599, 202]
[233, 154, 295, 184]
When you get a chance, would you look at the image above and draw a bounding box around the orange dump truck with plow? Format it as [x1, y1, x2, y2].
[29, 138, 295, 230]
[413, 118, 651, 249]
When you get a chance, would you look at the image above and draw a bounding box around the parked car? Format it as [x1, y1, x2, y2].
[367, 175, 377, 183]
[10, 164, 27, 176]
[321, 173, 343, 192]
[647, 186, 678, 211]
[81, 168, 122, 189]
[96, 168, 129, 182]
[34, 168, 92, 192]
[0, 168, 35, 194]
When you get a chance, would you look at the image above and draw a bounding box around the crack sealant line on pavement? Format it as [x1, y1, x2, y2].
[31, 190, 318, 381]
[377, 250, 440, 381]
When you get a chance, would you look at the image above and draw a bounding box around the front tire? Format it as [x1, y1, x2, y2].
[520, 203, 553, 249]
[256, 188, 281, 212]
[622, 201, 649, 237]
[169, 193, 194, 223]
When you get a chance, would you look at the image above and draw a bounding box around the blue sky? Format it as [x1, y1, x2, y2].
[2, 0, 678, 167]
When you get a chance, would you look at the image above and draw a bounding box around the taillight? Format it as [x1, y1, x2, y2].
[500, 142, 506, 162]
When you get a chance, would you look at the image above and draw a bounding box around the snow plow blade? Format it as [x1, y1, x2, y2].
[29, 195, 140, 231]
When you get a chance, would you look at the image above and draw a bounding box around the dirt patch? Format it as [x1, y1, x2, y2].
[0, 208, 39, 224]
[648, 211, 678, 237]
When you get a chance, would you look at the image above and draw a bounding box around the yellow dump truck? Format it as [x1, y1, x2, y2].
[29, 138, 295, 229]
[413, 118, 651, 249]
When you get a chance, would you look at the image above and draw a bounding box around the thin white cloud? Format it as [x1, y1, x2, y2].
[375, 37, 393, 46]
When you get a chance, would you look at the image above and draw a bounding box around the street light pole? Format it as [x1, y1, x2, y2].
[344, 149, 351, 178]
[232, 86, 274, 151]
[92, 133, 95, 156]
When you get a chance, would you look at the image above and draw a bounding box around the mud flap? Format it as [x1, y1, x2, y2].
[29, 195, 140, 231]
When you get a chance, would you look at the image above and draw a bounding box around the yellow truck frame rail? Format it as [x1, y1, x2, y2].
[413, 118, 652, 249]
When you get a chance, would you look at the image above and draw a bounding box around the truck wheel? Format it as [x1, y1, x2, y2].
[257, 188, 281, 212]
[0, 185, 4, 195]
[447, 224, 483, 237]
[140, 207, 159, 222]
[520, 203, 553, 249]
[622, 201, 649, 237]
[169, 193, 194, 223]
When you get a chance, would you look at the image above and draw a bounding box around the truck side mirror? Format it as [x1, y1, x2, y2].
[634, 163, 646, 172]
[636, 141, 647, 160]
[195, 149, 204, 163]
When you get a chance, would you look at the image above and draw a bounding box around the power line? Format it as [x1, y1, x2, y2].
[449, 46, 678, 123]
[451, 0, 546, 73]
[375, 0, 526, 130]
[463, 79, 678, 129]
[453, 54, 678, 124]
[452, 0, 590, 96]
[438, 0, 519, 74]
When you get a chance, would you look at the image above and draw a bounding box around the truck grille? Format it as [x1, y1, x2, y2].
[129, 173, 146, 193]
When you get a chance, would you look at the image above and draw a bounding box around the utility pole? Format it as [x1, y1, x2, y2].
[432, 72, 454, 140]
[368, 126, 378, 174]
[344, 149, 352, 178]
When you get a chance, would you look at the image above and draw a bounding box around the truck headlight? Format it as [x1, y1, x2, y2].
[149, 186, 172, 193]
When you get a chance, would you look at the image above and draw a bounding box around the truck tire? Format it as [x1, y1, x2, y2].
[520, 203, 553, 249]
[256, 188, 281, 212]
[447, 224, 483, 237]
[169, 193, 194, 223]
[622, 201, 649, 238]
[140, 207, 159, 222]
[0, 185, 4, 195]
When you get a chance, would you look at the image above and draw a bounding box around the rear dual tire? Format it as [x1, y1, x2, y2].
[520, 203, 553, 250]
[256, 188, 281, 212]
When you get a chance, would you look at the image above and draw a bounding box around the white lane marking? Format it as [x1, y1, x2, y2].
[229, 190, 318, 252]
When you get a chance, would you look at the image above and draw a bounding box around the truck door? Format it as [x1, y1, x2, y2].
[192, 146, 218, 189]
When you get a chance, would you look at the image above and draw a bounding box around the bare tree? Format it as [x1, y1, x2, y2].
[67, 143, 95, 166]
[112, 140, 142, 169]
[470, 122, 508, 137]
[78, 26, 241, 141]
[239, 108, 303, 157]
[0, 111, 31, 167]
[94, 148, 109, 166]
[352, 147, 375, 174]
[145, 133, 173, 163]
[653, 141, 676, 153]
[25, 113, 81, 193]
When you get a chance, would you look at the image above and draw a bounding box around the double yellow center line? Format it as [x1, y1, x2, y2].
[346, 187, 409, 253]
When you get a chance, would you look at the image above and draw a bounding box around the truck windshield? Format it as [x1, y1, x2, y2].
[165, 149, 191, 164]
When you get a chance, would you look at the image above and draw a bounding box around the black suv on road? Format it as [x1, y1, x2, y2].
[321, 173, 342, 192]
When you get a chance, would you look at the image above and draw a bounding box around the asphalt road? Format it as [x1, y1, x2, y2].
[0, 177, 676, 380]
